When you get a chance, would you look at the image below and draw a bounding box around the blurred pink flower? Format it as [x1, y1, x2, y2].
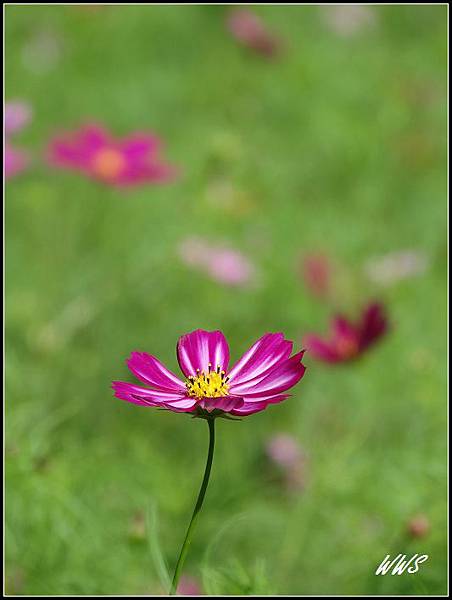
[178, 236, 256, 287]
[407, 514, 430, 539]
[47, 124, 178, 187]
[5, 101, 32, 135]
[265, 434, 308, 492]
[321, 5, 377, 37]
[5, 143, 29, 179]
[4, 101, 32, 179]
[266, 434, 302, 469]
[226, 9, 281, 58]
[177, 575, 203, 595]
[301, 252, 331, 299]
[364, 250, 429, 286]
[304, 302, 388, 364]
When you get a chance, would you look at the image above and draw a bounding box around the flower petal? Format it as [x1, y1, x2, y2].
[238, 351, 306, 398]
[161, 397, 198, 412]
[112, 381, 185, 406]
[127, 352, 185, 392]
[197, 395, 244, 413]
[227, 333, 293, 387]
[177, 329, 230, 377]
[359, 302, 387, 350]
[303, 334, 341, 363]
[230, 394, 290, 416]
[119, 134, 161, 158]
[333, 316, 358, 342]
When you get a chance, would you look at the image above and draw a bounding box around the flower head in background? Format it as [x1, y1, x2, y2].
[300, 252, 332, 299]
[47, 124, 178, 187]
[265, 433, 308, 492]
[178, 236, 256, 287]
[303, 302, 388, 364]
[4, 101, 32, 179]
[364, 250, 429, 287]
[5, 101, 32, 135]
[226, 9, 281, 58]
[113, 329, 306, 417]
[177, 575, 203, 596]
[266, 433, 302, 469]
[5, 143, 29, 179]
[407, 514, 430, 539]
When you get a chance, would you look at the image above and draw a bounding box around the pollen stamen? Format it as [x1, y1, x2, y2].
[185, 364, 229, 398]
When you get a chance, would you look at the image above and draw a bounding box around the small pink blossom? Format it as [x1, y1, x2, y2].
[304, 302, 388, 364]
[177, 575, 203, 596]
[5, 143, 29, 179]
[112, 329, 306, 418]
[4, 101, 32, 179]
[300, 252, 332, 299]
[226, 9, 281, 58]
[47, 124, 178, 188]
[407, 514, 430, 539]
[4, 101, 32, 135]
[178, 236, 256, 287]
[266, 434, 302, 469]
[265, 434, 308, 491]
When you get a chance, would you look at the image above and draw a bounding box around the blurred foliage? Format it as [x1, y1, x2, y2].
[5, 4, 447, 595]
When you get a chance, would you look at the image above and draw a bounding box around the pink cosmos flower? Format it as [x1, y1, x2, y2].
[112, 330, 306, 417]
[177, 575, 203, 596]
[407, 515, 430, 539]
[47, 124, 178, 187]
[5, 143, 29, 179]
[303, 303, 388, 364]
[265, 433, 308, 492]
[226, 9, 281, 58]
[178, 236, 256, 287]
[265, 433, 302, 469]
[301, 252, 332, 299]
[5, 101, 32, 135]
[4, 101, 32, 179]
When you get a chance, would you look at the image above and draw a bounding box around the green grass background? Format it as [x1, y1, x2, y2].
[5, 5, 447, 596]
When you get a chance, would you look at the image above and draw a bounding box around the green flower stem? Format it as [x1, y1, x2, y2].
[169, 417, 216, 595]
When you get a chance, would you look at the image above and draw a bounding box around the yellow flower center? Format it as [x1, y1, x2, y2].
[186, 364, 230, 398]
[92, 148, 126, 179]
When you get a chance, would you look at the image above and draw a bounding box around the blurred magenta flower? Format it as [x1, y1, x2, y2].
[226, 9, 281, 58]
[178, 236, 256, 287]
[301, 252, 331, 299]
[47, 124, 178, 187]
[5, 143, 29, 179]
[4, 101, 32, 179]
[177, 575, 203, 596]
[113, 329, 306, 417]
[303, 303, 388, 363]
[364, 250, 429, 286]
